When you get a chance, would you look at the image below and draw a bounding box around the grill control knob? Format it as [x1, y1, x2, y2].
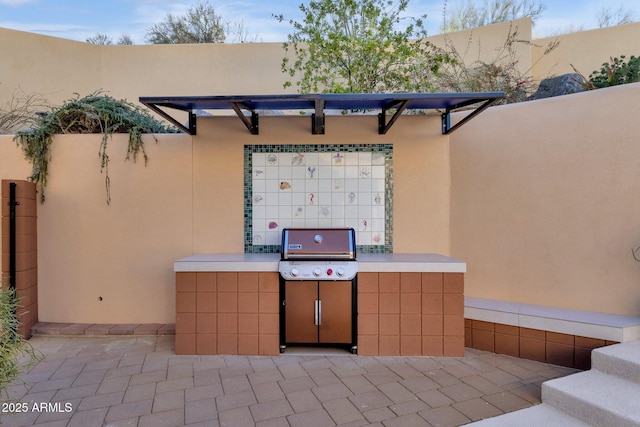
[336, 268, 345, 277]
[314, 234, 323, 244]
[290, 268, 300, 277]
[312, 268, 322, 277]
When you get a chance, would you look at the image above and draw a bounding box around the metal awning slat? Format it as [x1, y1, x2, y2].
[139, 92, 504, 136]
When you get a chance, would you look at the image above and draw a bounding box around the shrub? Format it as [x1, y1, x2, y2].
[0, 286, 41, 403]
[588, 55, 640, 88]
[433, 24, 559, 104]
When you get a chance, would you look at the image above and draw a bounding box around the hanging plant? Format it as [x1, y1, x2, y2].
[14, 92, 178, 204]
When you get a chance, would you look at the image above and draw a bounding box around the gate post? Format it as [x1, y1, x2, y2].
[2, 180, 38, 339]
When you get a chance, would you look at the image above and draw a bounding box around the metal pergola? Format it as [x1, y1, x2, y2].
[139, 92, 504, 136]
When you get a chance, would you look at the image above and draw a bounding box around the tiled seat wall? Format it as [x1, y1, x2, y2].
[357, 272, 465, 357]
[1, 180, 38, 339]
[464, 319, 618, 370]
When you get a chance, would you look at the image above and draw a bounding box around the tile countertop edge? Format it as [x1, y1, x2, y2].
[359, 253, 467, 273]
[173, 253, 280, 272]
[173, 253, 467, 273]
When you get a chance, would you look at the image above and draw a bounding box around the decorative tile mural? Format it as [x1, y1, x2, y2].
[244, 144, 393, 253]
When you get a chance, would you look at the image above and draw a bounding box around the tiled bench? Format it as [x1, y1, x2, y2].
[465, 297, 640, 369]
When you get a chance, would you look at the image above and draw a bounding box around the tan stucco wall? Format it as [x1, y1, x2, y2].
[0, 27, 292, 109]
[0, 29, 100, 105]
[450, 83, 640, 316]
[532, 21, 640, 80]
[33, 133, 193, 323]
[3, 17, 640, 106]
[2, 22, 640, 323]
[428, 18, 533, 79]
[0, 114, 451, 323]
[2, 19, 639, 111]
[5, 88, 640, 322]
[189, 115, 451, 255]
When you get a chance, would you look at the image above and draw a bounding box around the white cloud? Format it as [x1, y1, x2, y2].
[0, 0, 36, 5]
[131, 0, 201, 25]
[0, 20, 89, 33]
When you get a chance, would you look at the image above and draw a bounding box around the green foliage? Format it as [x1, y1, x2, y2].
[588, 55, 640, 88]
[14, 92, 178, 204]
[441, 0, 546, 33]
[276, 0, 451, 93]
[0, 286, 41, 403]
[434, 24, 559, 103]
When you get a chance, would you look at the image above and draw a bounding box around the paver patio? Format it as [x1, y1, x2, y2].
[2, 335, 579, 426]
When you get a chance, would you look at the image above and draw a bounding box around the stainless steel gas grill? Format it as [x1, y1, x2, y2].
[278, 228, 358, 354]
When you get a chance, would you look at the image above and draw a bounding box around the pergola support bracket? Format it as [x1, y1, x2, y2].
[378, 100, 409, 134]
[231, 102, 259, 135]
[142, 102, 196, 135]
[441, 98, 499, 134]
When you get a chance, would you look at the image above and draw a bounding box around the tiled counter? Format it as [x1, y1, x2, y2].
[174, 253, 466, 356]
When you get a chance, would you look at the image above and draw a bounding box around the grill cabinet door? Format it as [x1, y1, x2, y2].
[318, 282, 352, 343]
[285, 280, 352, 345]
[285, 281, 318, 343]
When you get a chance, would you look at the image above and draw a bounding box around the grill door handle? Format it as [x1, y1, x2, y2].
[315, 300, 322, 326]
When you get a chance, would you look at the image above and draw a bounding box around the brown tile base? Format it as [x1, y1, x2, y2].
[175, 271, 465, 357]
[31, 322, 175, 336]
[465, 319, 618, 370]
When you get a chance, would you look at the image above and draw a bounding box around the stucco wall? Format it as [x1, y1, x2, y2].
[33, 133, 193, 323]
[1, 114, 451, 323]
[450, 83, 640, 316]
[427, 18, 533, 80]
[3, 17, 640, 107]
[532, 22, 640, 80]
[0, 29, 101, 106]
[0, 27, 292, 109]
[2, 19, 639, 111]
[189, 115, 451, 255]
[2, 22, 640, 323]
[3, 81, 640, 323]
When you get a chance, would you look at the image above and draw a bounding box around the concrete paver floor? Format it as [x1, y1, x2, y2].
[2, 336, 579, 426]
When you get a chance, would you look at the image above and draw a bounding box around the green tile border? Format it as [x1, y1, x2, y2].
[244, 144, 393, 254]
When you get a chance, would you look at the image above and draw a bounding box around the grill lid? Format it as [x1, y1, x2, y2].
[281, 228, 356, 260]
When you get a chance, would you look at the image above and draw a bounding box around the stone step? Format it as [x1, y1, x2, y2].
[467, 341, 640, 426]
[542, 369, 640, 427]
[591, 340, 640, 383]
[466, 404, 590, 426]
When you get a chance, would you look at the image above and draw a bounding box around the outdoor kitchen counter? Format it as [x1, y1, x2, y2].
[173, 253, 466, 273]
[174, 253, 467, 356]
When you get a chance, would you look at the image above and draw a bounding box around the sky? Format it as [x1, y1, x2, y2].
[0, 0, 638, 44]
